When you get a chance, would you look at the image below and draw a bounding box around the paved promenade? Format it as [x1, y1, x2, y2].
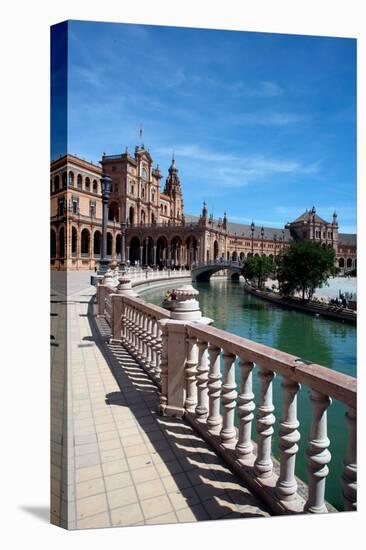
[51, 272, 269, 529]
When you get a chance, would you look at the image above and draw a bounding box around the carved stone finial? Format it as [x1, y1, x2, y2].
[169, 284, 202, 320]
[116, 275, 138, 297]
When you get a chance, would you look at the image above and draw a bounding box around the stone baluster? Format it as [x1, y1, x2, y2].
[254, 367, 276, 478]
[207, 344, 222, 433]
[341, 406, 357, 511]
[195, 339, 209, 420]
[139, 312, 148, 366]
[236, 359, 255, 459]
[124, 305, 131, 350]
[127, 306, 134, 350]
[276, 378, 301, 501]
[159, 321, 169, 413]
[304, 390, 332, 513]
[145, 316, 153, 371]
[185, 336, 198, 412]
[155, 324, 163, 383]
[131, 307, 138, 356]
[150, 319, 157, 373]
[220, 352, 238, 444]
[136, 310, 144, 362]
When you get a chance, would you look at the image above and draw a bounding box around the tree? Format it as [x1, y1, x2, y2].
[276, 241, 338, 301]
[241, 255, 274, 290]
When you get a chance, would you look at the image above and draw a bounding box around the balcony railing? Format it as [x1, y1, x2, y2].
[96, 275, 357, 516]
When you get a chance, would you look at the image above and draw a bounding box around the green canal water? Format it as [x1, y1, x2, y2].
[140, 278, 357, 511]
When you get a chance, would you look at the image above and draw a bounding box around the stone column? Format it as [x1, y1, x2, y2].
[195, 340, 209, 419]
[207, 344, 222, 433]
[139, 246, 143, 266]
[153, 245, 157, 266]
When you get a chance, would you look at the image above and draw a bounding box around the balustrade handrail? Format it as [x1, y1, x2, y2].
[187, 322, 356, 408]
[122, 294, 171, 321]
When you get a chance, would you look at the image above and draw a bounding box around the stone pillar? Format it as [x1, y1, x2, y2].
[139, 246, 143, 266]
[162, 285, 211, 418]
[153, 245, 157, 266]
[100, 174, 112, 273]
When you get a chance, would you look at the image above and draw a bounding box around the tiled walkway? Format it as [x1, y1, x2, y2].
[51, 277, 269, 529]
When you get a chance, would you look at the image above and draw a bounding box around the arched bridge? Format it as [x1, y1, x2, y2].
[192, 260, 243, 282]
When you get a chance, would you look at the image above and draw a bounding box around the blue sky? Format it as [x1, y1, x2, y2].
[52, 21, 356, 233]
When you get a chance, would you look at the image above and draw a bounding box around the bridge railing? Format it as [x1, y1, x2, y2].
[96, 277, 357, 516]
[192, 259, 242, 269]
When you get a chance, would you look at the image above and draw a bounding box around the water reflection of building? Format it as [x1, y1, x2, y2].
[50, 144, 357, 272]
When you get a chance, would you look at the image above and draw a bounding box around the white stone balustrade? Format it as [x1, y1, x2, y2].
[96, 274, 357, 516]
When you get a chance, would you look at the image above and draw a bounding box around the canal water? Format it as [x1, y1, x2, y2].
[140, 278, 356, 511]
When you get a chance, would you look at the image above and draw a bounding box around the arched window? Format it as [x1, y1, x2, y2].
[151, 213, 155, 225]
[347, 258, 352, 268]
[93, 231, 101, 256]
[54, 175, 60, 191]
[142, 167, 148, 180]
[141, 210, 146, 225]
[59, 226, 65, 258]
[81, 228, 90, 256]
[93, 179, 98, 193]
[107, 233, 112, 257]
[131, 184, 134, 195]
[339, 258, 345, 268]
[77, 174, 82, 189]
[72, 227, 77, 256]
[142, 187, 145, 200]
[85, 177, 90, 192]
[116, 234, 122, 258]
[69, 172, 74, 186]
[108, 202, 119, 222]
[160, 204, 163, 214]
[164, 205, 167, 215]
[50, 229, 56, 258]
[151, 192, 155, 203]
[62, 172, 67, 187]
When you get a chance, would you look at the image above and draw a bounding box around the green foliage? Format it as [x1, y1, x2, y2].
[241, 255, 274, 289]
[276, 241, 338, 301]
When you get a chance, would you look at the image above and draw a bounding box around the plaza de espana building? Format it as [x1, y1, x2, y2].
[50, 143, 357, 273]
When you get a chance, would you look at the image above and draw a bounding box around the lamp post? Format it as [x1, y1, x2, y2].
[261, 226, 264, 256]
[120, 219, 127, 272]
[99, 173, 112, 273]
[251, 221, 255, 256]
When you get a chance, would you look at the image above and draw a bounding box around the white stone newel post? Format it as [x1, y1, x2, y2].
[254, 368, 276, 478]
[97, 284, 107, 316]
[276, 378, 301, 501]
[159, 320, 169, 414]
[341, 406, 357, 511]
[195, 340, 209, 420]
[220, 352, 238, 445]
[236, 359, 255, 459]
[162, 284, 209, 418]
[304, 390, 332, 513]
[185, 336, 198, 412]
[207, 344, 222, 433]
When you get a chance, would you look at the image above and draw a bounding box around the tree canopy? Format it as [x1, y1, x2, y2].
[241, 255, 274, 290]
[276, 241, 338, 301]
